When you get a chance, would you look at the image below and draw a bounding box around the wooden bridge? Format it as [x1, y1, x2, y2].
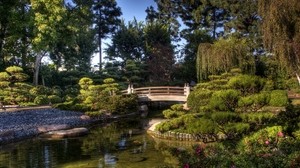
[122, 84, 190, 102]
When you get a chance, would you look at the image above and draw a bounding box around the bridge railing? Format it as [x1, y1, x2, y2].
[133, 86, 185, 95]
[121, 84, 190, 98]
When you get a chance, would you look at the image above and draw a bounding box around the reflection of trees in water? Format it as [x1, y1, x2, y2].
[81, 123, 121, 154]
[0, 140, 81, 167]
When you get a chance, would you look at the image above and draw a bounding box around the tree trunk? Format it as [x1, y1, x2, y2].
[98, 32, 102, 71]
[33, 52, 45, 86]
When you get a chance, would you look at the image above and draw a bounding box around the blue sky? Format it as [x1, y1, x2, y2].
[117, 0, 157, 22]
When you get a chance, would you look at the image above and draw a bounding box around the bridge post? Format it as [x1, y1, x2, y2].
[127, 84, 133, 94]
[184, 83, 190, 98]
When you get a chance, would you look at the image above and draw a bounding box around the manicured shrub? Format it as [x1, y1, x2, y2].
[48, 95, 62, 104]
[210, 79, 228, 85]
[170, 104, 184, 111]
[162, 109, 185, 119]
[240, 112, 275, 125]
[211, 112, 241, 125]
[269, 90, 288, 107]
[30, 86, 52, 96]
[102, 94, 138, 114]
[34, 95, 49, 105]
[209, 89, 240, 111]
[187, 89, 213, 112]
[186, 118, 217, 134]
[155, 118, 185, 133]
[238, 92, 270, 112]
[263, 80, 275, 91]
[224, 122, 250, 137]
[228, 74, 265, 96]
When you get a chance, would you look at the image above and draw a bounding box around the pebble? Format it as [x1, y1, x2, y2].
[0, 108, 93, 145]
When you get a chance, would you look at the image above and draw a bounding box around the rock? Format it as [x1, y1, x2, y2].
[39, 127, 89, 139]
[38, 124, 69, 133]
[80, 115, 91, 120]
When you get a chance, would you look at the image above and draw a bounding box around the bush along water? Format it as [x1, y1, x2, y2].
[154, 69, 300, 167]
[55, 77, 138, 117]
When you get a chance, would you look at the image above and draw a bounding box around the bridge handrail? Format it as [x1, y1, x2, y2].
[134, 87, 183, 94]
[121, 85, 190, 96]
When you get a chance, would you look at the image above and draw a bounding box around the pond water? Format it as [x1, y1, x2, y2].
[0, 119, 191, 168]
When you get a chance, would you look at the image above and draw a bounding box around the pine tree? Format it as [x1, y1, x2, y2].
[93, 0, 122, 71]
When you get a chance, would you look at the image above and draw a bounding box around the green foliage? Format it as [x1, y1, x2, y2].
[0, 72, 10, 81]
[240, 112, 275, 125]
[162, 109, 185, 119]
[79, 77, 93, 90]
[48, 95, 62, 104]
[155, 114, 197, 133]
[30, 85, 52, 96]
[170, 104, 184, 111]
[155, 118, 184, 133]
[162, 104, 187, 119]
[101, 78, 119, 95]
[238, 126, 284, 153]
[269, 90, 288, 107]
[238, 92, 270, 112]
[104, 94, 138, 114]
[197, 37, 254, 82]
[186, 118, 216, 135]
[187, 89, 213, 112]
[211, 112, 241, 125]
[209, 89, 240, 111]
[224, 122, 250, 136]
[85, 111, 104, 119]
[34, 95, 49, 105]
[228, 74, 265, 96]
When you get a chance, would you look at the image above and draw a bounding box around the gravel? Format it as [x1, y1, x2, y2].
[0, 108, 93, 145]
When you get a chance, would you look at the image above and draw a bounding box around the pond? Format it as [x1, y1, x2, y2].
[0, 118, 191, 168]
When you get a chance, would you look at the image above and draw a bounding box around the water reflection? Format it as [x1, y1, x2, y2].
[0, 119, 180, 168]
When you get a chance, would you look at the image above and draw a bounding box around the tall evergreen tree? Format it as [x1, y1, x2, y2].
[144, 21, 175, 84]
[93, 0, 122, 70]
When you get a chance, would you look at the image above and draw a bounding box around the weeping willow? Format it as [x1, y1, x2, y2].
[196, 37, 254, 82]
[258, 0, 300, 74]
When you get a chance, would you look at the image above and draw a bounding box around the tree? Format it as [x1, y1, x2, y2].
[30, 0, 72, 85]
[50, 0, 96, 72]
[0, 0, 34, 68]
[105, 20, 146, 85]
[258, 0, 300, 76]
[93, 0, 122, 70]
[144, 22, 175, 84]
[196, 37, 254, 82]
[106, 20, 144, 64]
[176, 30, 212, 83]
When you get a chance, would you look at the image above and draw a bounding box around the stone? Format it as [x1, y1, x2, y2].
[40, 127, 89, 139]
[38, 124, 69, 133]
[80, 115, 91, 120]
